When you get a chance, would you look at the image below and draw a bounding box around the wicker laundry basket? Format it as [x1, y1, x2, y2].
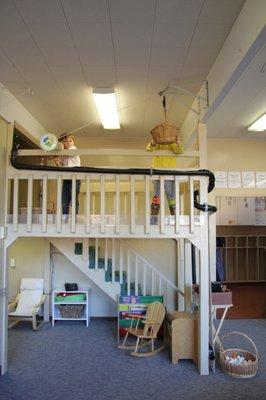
[150, 104, 179, 144]
[57, 305, 85, 318]
[219, 331, 259, 379]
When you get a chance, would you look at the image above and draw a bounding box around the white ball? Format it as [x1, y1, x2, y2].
[40, 133, 58, 151]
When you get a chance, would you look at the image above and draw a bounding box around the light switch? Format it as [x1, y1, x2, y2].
[10, 259, 16, 268]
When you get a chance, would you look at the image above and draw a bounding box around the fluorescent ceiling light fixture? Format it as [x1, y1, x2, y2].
[92, 88, 120, 129]
[247, 113, 266, 132]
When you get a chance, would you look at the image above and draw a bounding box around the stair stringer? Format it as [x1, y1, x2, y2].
[50, 238, 120, 302]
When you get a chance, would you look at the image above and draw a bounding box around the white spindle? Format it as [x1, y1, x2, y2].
[151, 270, 155, 295]
[175, 176, 180, 233]
[56, 176, 62, 233]
[71, 175, 76, 233]
[86, 176, 91, 233]
[123, 193, 127, 222]
[143, 264, 147, 296]
[130, 175, 135, 233]
[115, 176, 120, 233]
[145, 175, 150, 233]
[41, 176, 47, 233]
[104, 238, 108, 271]
[95, 238, 99, 270]
[119, 242, 123, 284]
[13, 174, 18, 231]
[160, 176, 165, 234]
[159, 277, 162, 296]
[92, 193, 96, 214]
[82, 238, 89, 262]
[26, 175, 33, 232]
[112, 238, 115, 283]
[135, 257, 138, 296]
[100, 175, 105, 234]
[127, 251, 130, 296]
[189, 176, 194, 234]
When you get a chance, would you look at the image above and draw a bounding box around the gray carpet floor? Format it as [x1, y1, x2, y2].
[0, 318, 265, 400]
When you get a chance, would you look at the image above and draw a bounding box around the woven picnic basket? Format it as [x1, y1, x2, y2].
[219, 331, 259, 379]
[150, 96, 179, 145]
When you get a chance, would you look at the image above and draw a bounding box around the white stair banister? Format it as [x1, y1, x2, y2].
[115, 176, 120, 234]
[41, 175, 47, 233]
[119, 241, 123, 284]
[111, 238, 115, 283]
[145, 175, 150, 234]
[100, 175, 105, 234]
[175, 176, 180, 234]
[104, 238, 108, 271]
[130, 175, 135, 234]
[85, 175, 91, 234]
[127, 250, 130, 296]
[71, 174, 76, 233]
[26, 175, 33, 232]
[135, 256, 138, 296]
[189, 176, 194, 234]
[13, 174, 18, 232]
[56, 175, 62, 233]
[95, 237, 99, 270]
[159, 176, 165, 234]
[143, 264, 147, 296]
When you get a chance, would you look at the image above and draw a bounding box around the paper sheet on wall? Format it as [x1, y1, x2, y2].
[256, 172, 266, 188]
[214, 171, 227, 188]
[255, 197, 266, 225]
[228, 171, 241, 188]
[242, 171, 255, 188]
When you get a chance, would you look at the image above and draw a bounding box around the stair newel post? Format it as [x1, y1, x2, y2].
[104, 238, 108, 271]
[26, 174, 33, 232]
[127, 250, 130, 296]
[85, 175, 91, 234]
[145, 175, 150, 234]
[41, 175, 47, 233]
[71, 174, 76, 233]
[95, 238, 99, 270]
[13, 174, 18, 232]
[159, 176, 165, 234]
[189, 176, 195, 234]
[130, 175, 135, 234]
[175, 176, 180, 233]
[115, 176, 120, 234]
[135, 256, 138, 296]
[100, 175, 105, 234]
[56, 175, 62, 233]
[111, 238, 115, 283]
[119, 241, 123, 285]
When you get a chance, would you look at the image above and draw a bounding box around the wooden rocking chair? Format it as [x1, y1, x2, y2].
[119, 301, 166, 357]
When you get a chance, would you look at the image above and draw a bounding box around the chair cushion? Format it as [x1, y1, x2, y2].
[9, 290, 43, 316]
[20, 278, 44, 291]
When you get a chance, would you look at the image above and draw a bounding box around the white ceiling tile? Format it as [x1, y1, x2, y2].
[190, 24, 232, 48]
[180, 65, 209, 79]
[77, 47, 114, 66]
[0, 50, 24, 83]
[150, 47, 187, 66]
[61, 0, 109, 23]
[156, 0, 204, 23]
[0, 2, 35, 47]
[115, 47, 150, 66]
[112, 23, 153, 47]
[28, 23, 73, 47]
[50, 65, 85, 82]
[199, 0, 245, 24]
[116, 66, 148, 82]
[148, 66, 182, 81]
[14, 0, 65, 23]
[185, 47, 220, 67]
[70, 23, 112, 47]
[153, 23, 195, 47]
[41, 47, 80, 66]
[110, 0, 156, 22]
[117, 82, 147, 96]
[83, 67, 116, 87]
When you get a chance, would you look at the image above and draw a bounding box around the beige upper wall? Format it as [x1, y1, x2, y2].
[207, 139, 266, 170]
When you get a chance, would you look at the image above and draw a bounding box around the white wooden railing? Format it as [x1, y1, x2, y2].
[6, 169, 207, 240]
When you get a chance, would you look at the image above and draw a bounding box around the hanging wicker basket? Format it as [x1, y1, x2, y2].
[219, 331, 259, 379]
[150, 97, 180, 144]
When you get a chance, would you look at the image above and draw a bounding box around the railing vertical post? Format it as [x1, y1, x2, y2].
[143, 264, 147, 296]
[100, 175, 105, 234]
[71, 174, 76, 233]
[127, 250, 130, 296]
[175, 176, 180, 233]
[82, 238, 89, 262]
[145, 175, 150, 234]
[112, 238, 115, 283]
[115, 176, 120, 234]
[159, 176, 165, 234]
[41, 175, 47, 233]
[119, 241, 123, 284]
[130, 175, 135, 234]
[56, 176, 62, 233]
[13, 175, 18, 232]
[26, 175, 33, 232]
[135, 256, 138, 296]
[95, 238, 99, 270]
[104, 238, 108, 271]
[189, 177, 194, 234]
[86, 176, 91, 234]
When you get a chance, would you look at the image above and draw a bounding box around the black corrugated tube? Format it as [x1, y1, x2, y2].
[10, 148, 217, 213]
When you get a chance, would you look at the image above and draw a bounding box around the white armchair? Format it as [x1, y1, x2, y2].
[8, 278, 45, 331]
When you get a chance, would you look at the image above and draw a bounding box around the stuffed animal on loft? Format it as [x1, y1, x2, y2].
[146, 96, 183, 155]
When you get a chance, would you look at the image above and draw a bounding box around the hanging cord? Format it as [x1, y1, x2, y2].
[162, 95, 167, 123]
[10, 147, 217, 214]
